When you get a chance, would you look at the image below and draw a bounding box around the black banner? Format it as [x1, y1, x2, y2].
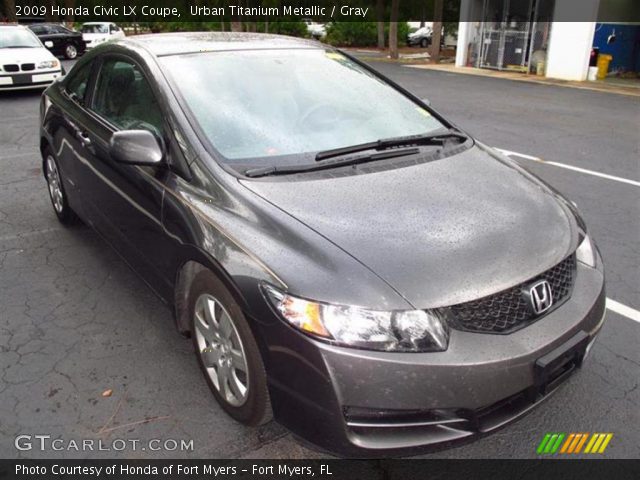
[1, 460, 639, 480]
[3, 0, 640, 23]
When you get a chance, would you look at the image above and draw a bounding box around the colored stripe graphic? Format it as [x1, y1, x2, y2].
[573, 433, 589, 453]
[538, 433, 613, 454]
[537, 433, 565, 454]
[560, 433, 575, 453]
[537, 433, 552, 454]
[550, 433, 565, 453]
[545, 434, 559, 453]
[584, 433, 599, 453]
[597, 434, 613, 453]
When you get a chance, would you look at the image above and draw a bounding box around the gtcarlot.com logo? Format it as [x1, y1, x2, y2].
[537, 432, 613, 455]
[14, 435, 194, 452]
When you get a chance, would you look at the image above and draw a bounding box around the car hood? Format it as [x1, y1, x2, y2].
[240, 144, 579, 308]
[0, 47, 55, 64]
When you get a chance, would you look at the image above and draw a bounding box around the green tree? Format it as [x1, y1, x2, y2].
[2, 0, 17, 21]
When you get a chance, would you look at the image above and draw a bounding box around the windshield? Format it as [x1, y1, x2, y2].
[0, 28, 42, 48]
[162, 49, 445, 166]
[82, 24, 108, 34]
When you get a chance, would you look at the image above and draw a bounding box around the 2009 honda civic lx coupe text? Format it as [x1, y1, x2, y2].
[39, 33, 606, 457]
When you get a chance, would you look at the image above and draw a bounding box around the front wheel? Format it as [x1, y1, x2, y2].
[64, 44, 78, 59]
[189, 271, 272, 426]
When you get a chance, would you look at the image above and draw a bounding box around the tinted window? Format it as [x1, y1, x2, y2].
[66, 62, 92, 103]
[51, 25, 69, 34]
[81, 24, 108, 34]
[92, 59, 163, 135]
[161, 49, 444, 163]
[29, 25, 46, 34]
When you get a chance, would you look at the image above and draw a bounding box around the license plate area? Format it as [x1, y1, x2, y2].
[535, 331, 589, 396]
[10, 74, 32, 85]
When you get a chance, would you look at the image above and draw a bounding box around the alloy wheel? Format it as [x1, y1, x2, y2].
[194, 294, 249, 407]
[46, 155, 64, 214]
[65, 44, 78, 59]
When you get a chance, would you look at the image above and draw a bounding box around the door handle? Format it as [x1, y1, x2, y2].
[78, 132, 92, 148]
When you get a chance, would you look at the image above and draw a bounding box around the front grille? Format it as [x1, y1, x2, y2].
[21, 63, 35, 71]
[3, 64, 19, 72]
[442, 254, 576, 334]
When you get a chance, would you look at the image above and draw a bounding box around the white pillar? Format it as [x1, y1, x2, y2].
[455, 0, 473, 67]
[455, 22, 471, 67]
[544, 0, 600, 81]
[545, 22, 597, 81]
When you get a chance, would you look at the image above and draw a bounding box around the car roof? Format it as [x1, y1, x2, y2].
[122, 32, 323, 57]
[82, 22, 113, 26]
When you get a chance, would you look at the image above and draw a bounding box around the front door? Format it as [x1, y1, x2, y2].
[73, 56, 174, 298]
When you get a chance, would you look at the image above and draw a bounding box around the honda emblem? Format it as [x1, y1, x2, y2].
[525, 280, 554, 315]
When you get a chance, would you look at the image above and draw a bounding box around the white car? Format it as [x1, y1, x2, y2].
[0, 25, 63, 91]
[81, 22, 125, 49]
[303, 19, 327, 39]
[407, 26, 433, 48]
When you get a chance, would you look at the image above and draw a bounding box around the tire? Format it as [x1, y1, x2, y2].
[420, 38, 429, 48]
[43, 147, 78, 225]
[64, 44, 78, 60]
[189, 271, 272, 426]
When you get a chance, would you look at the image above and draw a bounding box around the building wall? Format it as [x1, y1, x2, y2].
[456, 0, 606, 81]
[592, 23, 640, 73]
[545, 22, 598, 80]
[455, 0, 482, 67]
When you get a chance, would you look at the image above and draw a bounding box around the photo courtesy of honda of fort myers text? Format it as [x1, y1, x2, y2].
[1, 0, 639, 479]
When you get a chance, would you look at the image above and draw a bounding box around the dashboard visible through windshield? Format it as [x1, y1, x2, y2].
[161, 48, 445, 169]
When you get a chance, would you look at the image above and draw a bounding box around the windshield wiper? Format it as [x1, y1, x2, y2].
[244, 147, 420, 178]
[315, 129, 468, 162]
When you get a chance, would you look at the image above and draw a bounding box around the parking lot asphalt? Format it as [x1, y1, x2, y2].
[0, 58, 638, 459]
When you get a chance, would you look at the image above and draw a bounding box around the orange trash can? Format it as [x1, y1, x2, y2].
[596, 54, 613, 80]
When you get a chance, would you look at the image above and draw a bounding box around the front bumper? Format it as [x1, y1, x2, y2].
[0, 70, 62, 91]
[84, 39, 107, 49]
[257, 260, 606, 457]
[407, 37, 428, 46]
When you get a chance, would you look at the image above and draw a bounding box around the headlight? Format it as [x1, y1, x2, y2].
[38, 60, 59, 70]
[264, 286, 449, 352]
[576, 234, 597, 268]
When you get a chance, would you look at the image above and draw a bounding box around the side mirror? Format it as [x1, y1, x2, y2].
[109, 130, 164, 166]
[421, 97, 431, 106]
[44, 41, 54, 48]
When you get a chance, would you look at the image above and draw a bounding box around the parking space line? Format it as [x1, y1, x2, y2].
[497, 148, 640, 188]
[607, 298, 640, 323]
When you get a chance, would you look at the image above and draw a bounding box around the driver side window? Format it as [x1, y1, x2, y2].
[66, 62, 92, 104]
[91, 58, 164, 136]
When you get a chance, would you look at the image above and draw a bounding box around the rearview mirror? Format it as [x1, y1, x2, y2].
[109, 130, 164, 166]
[44, 41, 54, 48]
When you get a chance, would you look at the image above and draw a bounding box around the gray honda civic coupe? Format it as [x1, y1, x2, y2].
[39, 33, 606, 457]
